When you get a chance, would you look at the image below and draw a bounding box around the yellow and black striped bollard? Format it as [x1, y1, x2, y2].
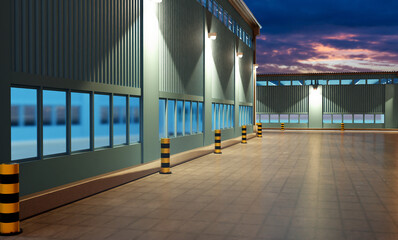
[281, 123, 285, 131]
[242, 125, 247, 144]
[160, 138, 172, 174]
[257, 123, 262, 138]
[215, 130, 222, 154]
[0, 164, 22, 236]
[341, 123, 345, 131]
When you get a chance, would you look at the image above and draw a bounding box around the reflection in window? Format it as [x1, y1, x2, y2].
[280, 81, 291, 86]
[257, 81, 267, 86]
[11, 88, 38, 160]
[333, 114, 342, 124]
[343, 114, 353, 123]
[113, 96, 127, 145]
[354, 79, 366, 85]
[367, 79, 379, 85]
[185, 101, 191, 135]
[198, 102, 203, 133]
[323, 114, 332, 124]
[292, 81, 303, 86]
[159, 99, 166, 139]
[95, 94, 110, 148]
[192, 102, 198, 133]
[11, 106, 19, 126]
[268, 81, 278, 86]
[290, 114, 299, 123]
[43, 106, 52, 125]
[300, 114, 309, 124]
[168, 100, 175, 137]
[130, 97, 140, 143]
[71, 92, 90, 152]
[354, 114, 364, 123]
[177, 101, 183, 136]
[43, 90, 66, 156]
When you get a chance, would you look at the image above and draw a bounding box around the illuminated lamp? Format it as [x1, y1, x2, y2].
[254, 64, 259, 69]
[208, 32, 217, 40]
[237, 52, 243, 58]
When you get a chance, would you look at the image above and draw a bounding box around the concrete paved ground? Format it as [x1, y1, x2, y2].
[10, 130, 398, 239]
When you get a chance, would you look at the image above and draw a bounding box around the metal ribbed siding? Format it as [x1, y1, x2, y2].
[12, 0, 141, 88]
[159, 0, 204, 96]
[323, 85, 385, 113]
[238, 44, 253, 103]
[256, 86, 309, 113]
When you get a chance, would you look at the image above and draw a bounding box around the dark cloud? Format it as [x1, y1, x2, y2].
[246, 0, 398, 73]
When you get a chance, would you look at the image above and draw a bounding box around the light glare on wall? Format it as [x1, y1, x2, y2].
[237, 52, 244, 58]
[208, 33, 217, 40]
[254, 64, 259, 69]
[152, 0, 162, 3]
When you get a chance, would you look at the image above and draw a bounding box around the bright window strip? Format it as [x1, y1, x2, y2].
[332, 114, 342, 124]
[328, 80, 340, 85]
[261, 114, 269, 123]
[341, 80, 352, 85]
[113, 95, 127, 145]
[364, 114, 374, 124]
[290, 114, 299, 123]
[292, 80, 303, 86]
[270, 114, 279, 123]
[280, 114, 289, 123]
[198, 102, 203, 132]
[167, 100, 175, 137]
[367, 79, 379, 84]
[71, 92, 90, 152]
[354, 114, 364, 123]
[323, 114, 332, 124]
[177, 101, 184, 136]
[130, 97, 140, 143]
[300, 114, 309, 123]
[185, 101, 191, 135]
[343, 114, 353, 123]
[94, 94, 110, 148]
[354, 79, 366, 85]
[280, 81, 291, 86]
[375, 114, 385, 124]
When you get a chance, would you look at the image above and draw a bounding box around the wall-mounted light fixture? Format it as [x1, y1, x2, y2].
[208, 32, 217, 40]
[254, 64, 259, 69]
[237, 52, 244, 58]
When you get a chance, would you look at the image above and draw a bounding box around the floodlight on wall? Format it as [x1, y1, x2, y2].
[208, 32, 217, 40]
[254, 64, 259, 69]
[237, 52, 244, 58]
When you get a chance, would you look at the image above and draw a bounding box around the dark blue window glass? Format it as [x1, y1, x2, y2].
[192, 102, 198, 133]
[199, 102, 203, 133]
[185, 101, 191, 135]
[177, 101, 183, 136]
[113, 96, 127, 145]
[71, 92, 90, 152]
[130, 97, 140, 143]
[269, 81, 279, 86]
[168, 100, 175, 137]
[213, 1, 218, 18]
[94, 94, 110, 148]
[43, 90, 66, 156]
[219, 6, 223, 21]
[208, 0, 212, 12]
[11, 87, 38, 160]
[159, 99, 166, 139]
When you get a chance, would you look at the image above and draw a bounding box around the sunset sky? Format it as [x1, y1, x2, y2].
[245, 0, 398, 74]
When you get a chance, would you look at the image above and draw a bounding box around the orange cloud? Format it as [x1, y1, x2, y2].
[323, 33, 359, 41]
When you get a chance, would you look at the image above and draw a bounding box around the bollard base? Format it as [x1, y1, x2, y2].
[159, 172, 172, 175]
[0, 229, 23, 236]
[214, 152, 222, 154]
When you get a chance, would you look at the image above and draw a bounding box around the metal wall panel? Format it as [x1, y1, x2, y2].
[323, 85, 385, 113]
[158, 0, 204, 96]
[12, 0, 141, 88]
[238, 42, 253, 103]
[256, 86, 309, 113]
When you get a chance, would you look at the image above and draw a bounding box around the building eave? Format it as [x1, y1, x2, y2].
[229, 0, 262, 37]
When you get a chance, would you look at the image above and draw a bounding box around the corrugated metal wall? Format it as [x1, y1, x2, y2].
[256, 86, 309, 113]
[12, 0, 141, 88]
[323, 85, 385, 113]
[158, 0, 204, 96]
[238, 43, 253, 103]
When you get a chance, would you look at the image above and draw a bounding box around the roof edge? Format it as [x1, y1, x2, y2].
[229, 0, 262, 36]
[257, 71, 398, 77]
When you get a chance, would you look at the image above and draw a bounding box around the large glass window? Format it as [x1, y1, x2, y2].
[71, 92, 90, 152]
[130, 97, 140, 143]
[212, 103, 215, 131]
[323, 114, 332, 124]
[290, 114, 299, 123]
[185, 101, 191, 135]
[230, 105, 234, 128]
[177, 101, 184, 136]
[11, 88, 38, 160]
[198, 102, 203, 133]
[159, 99, 166, 139]
[168, 100, 175, 137]
[300, 114, 309, 124]
[94, 94, 110, 148]
[375, 114, 385, 124]
[343, 114, 353, 123]
[261, 114, 269, 123]
[364, 114, 374, 124]
[354, 114, 364, 123]
[270, 114, 279, 123]
[333, 114, 342, 124]
[43, 90, 66, 156]
[341, 80, 352, 85]
[280, 114, 289, 123]
[215, 104, 219, 130]
[192, 102, 198, 133]
[113, 96, 127, 145]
